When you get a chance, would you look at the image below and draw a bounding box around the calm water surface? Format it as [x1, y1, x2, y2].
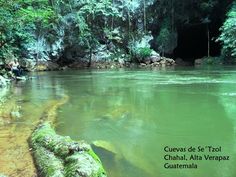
[3, 66, 236, 177]
[55, 67, 236, 177]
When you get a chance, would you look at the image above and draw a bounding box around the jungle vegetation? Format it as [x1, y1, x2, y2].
[0, 0, 235, 65]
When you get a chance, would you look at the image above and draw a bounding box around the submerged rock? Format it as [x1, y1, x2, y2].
[175, 58, 192, 66]
[195, 58, 203, 65]
[92, 140, 119, 155]
[194, 57, 223, 66]
[30, 122, 107, 177]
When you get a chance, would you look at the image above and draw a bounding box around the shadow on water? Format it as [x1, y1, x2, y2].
[92, 145, 151, 177]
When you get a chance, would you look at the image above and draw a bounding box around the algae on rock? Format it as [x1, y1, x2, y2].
[30, 122, 107, 177]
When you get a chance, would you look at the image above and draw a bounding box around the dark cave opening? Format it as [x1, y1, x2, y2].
[173, 21, 222, 64]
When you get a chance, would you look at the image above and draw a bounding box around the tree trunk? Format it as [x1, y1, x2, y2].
[128, 1, 131, 39]
[89, 45, 92, 67]
[143, 0, 146, 34]
[207, 24, 210, 57]
[111, 0, 114, 30]
[171, 0, 174, 32]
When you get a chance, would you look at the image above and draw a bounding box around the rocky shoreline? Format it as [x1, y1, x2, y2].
[68, 57, 175, 70]
[0, 90, 107, 177]
[16, 56, 176, 72]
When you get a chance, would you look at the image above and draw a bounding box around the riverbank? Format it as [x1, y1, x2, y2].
[0, 93, 65, 176]
[0, 93, 36, 176]
[0, 66, 26, 87]
[0, 87, 107, 177]
[16, 56, 175, 72]
[3, 55, 236, 75]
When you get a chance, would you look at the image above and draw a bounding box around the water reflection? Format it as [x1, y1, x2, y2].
[2, 68, 235, 177]
[55, 68, 236, 177]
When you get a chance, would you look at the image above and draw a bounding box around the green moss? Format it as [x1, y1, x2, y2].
[29, 122, 107, 177]
[87, 150, 107, 177]
[88, 149, 102, 163]
[33, 146, 64, 177]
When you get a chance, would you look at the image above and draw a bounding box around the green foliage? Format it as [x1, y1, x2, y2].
[80, 1, 118, 32]
[156, 16, 179, 55]
[199, 0, 218, 15]
[18, 7, 55, 26]
[128, 33, 153, 61]
[201, 57, 223, 65]
[0, 1, 21, 60]
[137, 47, 152, 58]
[0, 0, 55, 62]
[0, 44, 18, 63]
[156, 27, 170, 53]
[0, 0, 234, 63]
[217, 2, 236, 61]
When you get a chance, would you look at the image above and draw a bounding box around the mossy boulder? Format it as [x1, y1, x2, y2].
[195, 57, 223, 65]
[29, 122, 107, 177]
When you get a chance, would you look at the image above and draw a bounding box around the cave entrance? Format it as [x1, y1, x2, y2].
[174, 22, 222, 64]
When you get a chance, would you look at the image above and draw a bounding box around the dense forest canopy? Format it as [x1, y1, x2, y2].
[217, 2, 236, 60]
[0, 0, 235, 66]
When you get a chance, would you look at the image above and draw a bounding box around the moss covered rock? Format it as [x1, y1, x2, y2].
[30, 122, 107, 177]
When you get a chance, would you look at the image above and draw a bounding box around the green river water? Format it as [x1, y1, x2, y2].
[1, 66, 236, 177]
